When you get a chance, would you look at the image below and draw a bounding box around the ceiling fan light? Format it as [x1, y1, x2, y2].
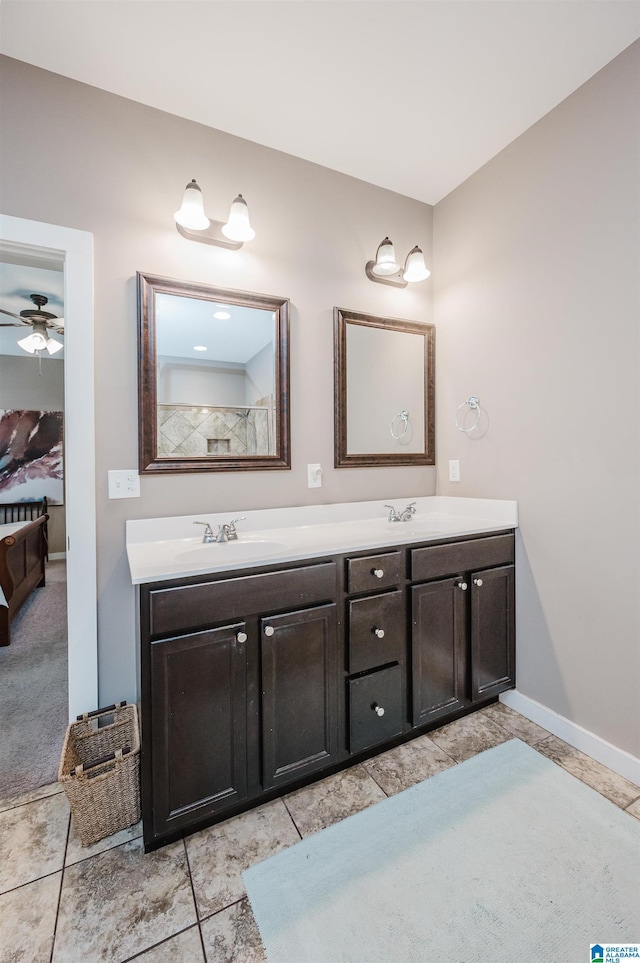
[174, 179, 211, 231]
[221, 194, 255, 242]
[402, 246, 431, 283]
[17, 333, 38, 354]
[17, 330, 48, 353]
[371, 237, 401, 276]
[45, 337, 64, 355]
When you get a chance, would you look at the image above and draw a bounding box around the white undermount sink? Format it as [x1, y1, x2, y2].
[175, 539, 289, 565]
[362, 516, 460, 536]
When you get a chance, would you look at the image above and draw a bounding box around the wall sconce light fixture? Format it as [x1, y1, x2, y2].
[365, 237, 431, 288]
[174, 179, 255, 249]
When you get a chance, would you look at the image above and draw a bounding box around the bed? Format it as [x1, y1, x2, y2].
[0, 500, 49, 647]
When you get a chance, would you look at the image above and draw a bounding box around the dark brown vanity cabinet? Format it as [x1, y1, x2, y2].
[469, 563, 515, 701]
[411, 535, 515, 727]
[260, 603, 338, 790]
[148, 623, 249, 838]
[345, 551, 406, 754]
[140, 561, 339, 847]
[140, 530, 516, 850]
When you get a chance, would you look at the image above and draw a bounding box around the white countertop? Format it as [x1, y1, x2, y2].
[126, 496, 518, 585]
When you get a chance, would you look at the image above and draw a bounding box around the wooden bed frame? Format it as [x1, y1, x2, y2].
[0, 500, 49, 647]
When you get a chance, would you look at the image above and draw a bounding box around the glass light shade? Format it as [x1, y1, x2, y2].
[174, 179, 211, 230]
[371, 237, 400, 276]
[17, 330, 48, 354]
[402, 246, 431, 283]
[221, 194, 255, 242]
[45, 337, 64, 355]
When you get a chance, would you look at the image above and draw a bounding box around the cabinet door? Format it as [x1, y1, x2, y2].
[150, 624, 248, 837]
[261, 604, 338, 790]
[470, 564, 515, 700]
[411, 577, 468, 726]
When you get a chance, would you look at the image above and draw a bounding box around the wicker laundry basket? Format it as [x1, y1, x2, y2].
[58, 701, 141, 847]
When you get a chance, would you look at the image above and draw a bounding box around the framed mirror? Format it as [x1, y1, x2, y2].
[334, 307, 435, 467]
[137, 273, 290, 473]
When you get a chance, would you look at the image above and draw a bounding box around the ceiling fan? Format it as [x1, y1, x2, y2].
[0, 293, 64, 355]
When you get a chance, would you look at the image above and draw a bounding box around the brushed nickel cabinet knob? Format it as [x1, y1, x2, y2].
[373, 627, 385, 639]
[473, 577, 483, 587]
[264, 625, 275, 637]
[236, 631, 247, 644]
[373, 704, 385, 717]
[372, 568, 384, 579]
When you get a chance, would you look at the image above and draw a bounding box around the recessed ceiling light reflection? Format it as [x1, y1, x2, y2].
[193, 345, 207, 351]
[214, 310, 231, 320]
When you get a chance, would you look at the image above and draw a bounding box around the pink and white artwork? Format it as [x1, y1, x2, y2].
[0, 409, 64, 504]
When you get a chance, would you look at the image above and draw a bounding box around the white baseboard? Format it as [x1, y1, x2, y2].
[48, 552, 66, 562]
[500, 690, 640, 787]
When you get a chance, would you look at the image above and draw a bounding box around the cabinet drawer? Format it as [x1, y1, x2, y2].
[347, 551, 403, 594]
[411, 534, 514, 582]
[148, 562, 336, 638]
[348, 590, 404, 674]
[348, 664, 403, 753]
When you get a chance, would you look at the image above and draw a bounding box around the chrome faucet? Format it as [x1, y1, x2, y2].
[385, 502, 417, 522]
[225, 517, 246, 541]
[194, 517, 246, 543]
[194, 521, 216, 543]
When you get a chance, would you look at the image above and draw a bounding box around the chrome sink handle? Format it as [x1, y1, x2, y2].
[399, 501, 417, 521]
[194, 521, 215, 543]
[385, 502, 416, 522]
[227, 517, 246, 541]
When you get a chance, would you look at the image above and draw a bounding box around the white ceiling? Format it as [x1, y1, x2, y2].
[1, 1, 638, 205]
[156, 293, 275, 363]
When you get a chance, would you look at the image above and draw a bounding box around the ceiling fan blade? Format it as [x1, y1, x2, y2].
[0, 307, 23, 320]
[0, 322, 24, 328]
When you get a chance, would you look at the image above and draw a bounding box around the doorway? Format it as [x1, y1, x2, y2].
[0, 214, 97, 729]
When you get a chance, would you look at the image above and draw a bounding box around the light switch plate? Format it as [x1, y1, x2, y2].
[108, 469, 140, 499]
[448, 459, 460, 482]
[307, 463, 323, 488]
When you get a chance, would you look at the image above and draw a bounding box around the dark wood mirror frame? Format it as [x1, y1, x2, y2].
[137, 273, 290, 473]
[334, 307, 435, 468]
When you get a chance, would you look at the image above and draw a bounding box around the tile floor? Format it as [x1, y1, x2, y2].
[1, 704, 639, 962]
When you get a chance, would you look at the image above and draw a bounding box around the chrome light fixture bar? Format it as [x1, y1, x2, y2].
[174, 179, 255, 249]
[366, 237, 431, 288]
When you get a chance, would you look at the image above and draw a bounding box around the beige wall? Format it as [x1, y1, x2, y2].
[2, 44, 638, 758]
[0, 56, 434, 704]
[434, 42, 640, 756]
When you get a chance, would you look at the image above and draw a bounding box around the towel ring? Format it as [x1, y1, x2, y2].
[391, 409, 409, 440]
[455, 396, 482, 433]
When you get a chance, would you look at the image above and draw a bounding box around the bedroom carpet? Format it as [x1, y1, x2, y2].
[0, 559, 67, 800]
[244, 738, 640, 963]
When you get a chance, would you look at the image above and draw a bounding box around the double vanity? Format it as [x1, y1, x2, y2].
[127, 496, 518, 851]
